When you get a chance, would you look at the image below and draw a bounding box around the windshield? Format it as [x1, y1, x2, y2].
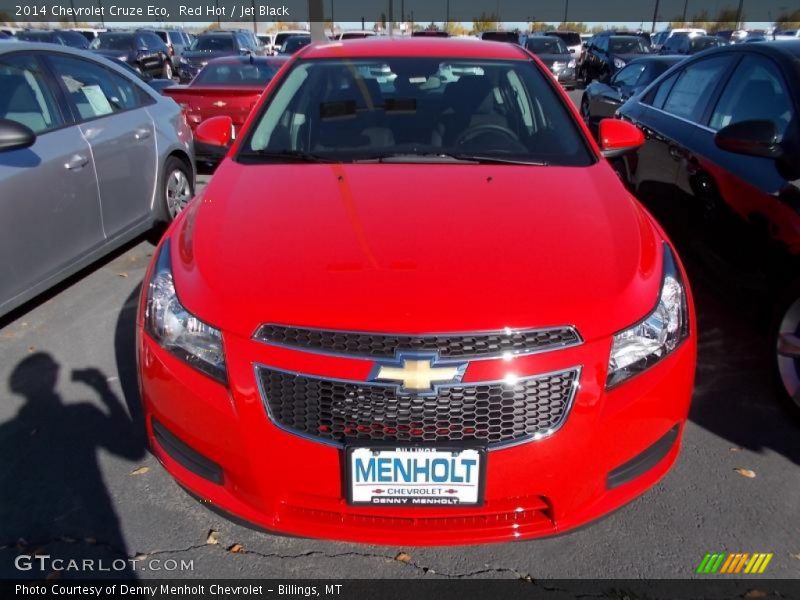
[190, 35, 234, 51]
[241, 57, 592, 166]
[549, 32, 581, 46]
[90, 34, 134, 50]
[281, 37, 310, 53]
[194, 61, 282, 85]
[526, 37, 569, 54]
[609, 37, 649, 54]
[691, 37, 721, 51]
[482, 32, 518, 43]
[275, 32, 303, 46]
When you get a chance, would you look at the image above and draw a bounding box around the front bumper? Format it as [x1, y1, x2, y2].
[177, 63, 202, 83]
[137, 318, 695, 545]
[551, 67, 577, 88]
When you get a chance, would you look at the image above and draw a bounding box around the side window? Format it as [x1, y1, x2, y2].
[709, 55, 793, 136]
[661, 56, 731, 122]
[0, 54, 63, 134]
[135, 34, 148, 50]
[46, 54, 146, 120]
[612, 63, 646, 87]
[643, 72, 678, 107]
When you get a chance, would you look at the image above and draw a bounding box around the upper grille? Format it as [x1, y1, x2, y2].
[257, 367, 579, 448]
[254, 325, 581, 360]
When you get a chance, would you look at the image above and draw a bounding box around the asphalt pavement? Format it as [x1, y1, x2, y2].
[0, 90, 798, 580]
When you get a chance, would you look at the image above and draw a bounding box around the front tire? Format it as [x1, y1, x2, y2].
[773, 289, 800, 422]
[158, 157, 193, 223]
[162, 58, 173, 80]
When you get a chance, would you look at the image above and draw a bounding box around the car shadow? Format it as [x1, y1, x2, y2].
[0, 353, 146, 579]
[114, 284, 148, 447]
[637, 182, 800, 466]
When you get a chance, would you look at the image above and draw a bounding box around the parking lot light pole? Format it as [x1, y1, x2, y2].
[651, 0, 660, 32]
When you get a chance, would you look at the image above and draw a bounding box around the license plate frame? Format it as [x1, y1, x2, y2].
[345, 441, 487, 508]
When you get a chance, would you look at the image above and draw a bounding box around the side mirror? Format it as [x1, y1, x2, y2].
[0, 118, 36, 152]
[195, 115, 233, 148]
[714, 119, 782, 158]
[598, 118, 644, 158]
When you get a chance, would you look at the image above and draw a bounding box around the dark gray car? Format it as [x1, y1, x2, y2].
[0, 43, 195, 318]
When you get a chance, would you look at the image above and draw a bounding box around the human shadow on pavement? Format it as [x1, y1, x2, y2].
[0, 353, 145, 578]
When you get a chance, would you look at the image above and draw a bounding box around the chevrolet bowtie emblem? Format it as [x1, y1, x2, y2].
[371, 353, 467, 394]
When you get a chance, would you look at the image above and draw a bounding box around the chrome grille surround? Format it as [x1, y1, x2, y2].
[255, 365, 581, 450]
[254, 324, 582, 360]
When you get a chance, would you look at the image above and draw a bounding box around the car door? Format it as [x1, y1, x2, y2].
[684, 53, 798, 249]
[590, 62, 646, 119]
[621, 55, 735, 205]
[0, 52, 104, 312]
[45, 53, 158, 239]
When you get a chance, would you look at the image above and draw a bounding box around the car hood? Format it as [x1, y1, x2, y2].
[171, 162, 663, 341]
[182, 50, 238, 61]
[534, 53, 573, 66]
[612, 52, 649, 62]
[91, 49, 131, 60]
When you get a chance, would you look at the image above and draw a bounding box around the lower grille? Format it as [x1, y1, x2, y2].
[257, 366, 579, 448]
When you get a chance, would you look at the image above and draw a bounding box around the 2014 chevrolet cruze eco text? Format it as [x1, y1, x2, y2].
[137, 38, 697, 545]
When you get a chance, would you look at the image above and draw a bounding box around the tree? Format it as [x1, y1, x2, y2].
[557, 21, 588, 33]
[590, 24, 607, 33]
[529, 21, 555, 32]
[0, 10, 13, 24]
[425, 21, 439, 31]
[472, 12, 499, 34]
[444, 21, 468, 36]
[774, 9, 800, 29]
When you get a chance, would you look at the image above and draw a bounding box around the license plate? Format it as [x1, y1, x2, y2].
[346, 445, 485, 507]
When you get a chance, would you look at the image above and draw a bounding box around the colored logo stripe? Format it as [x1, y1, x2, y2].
[698, 553, 773, 574]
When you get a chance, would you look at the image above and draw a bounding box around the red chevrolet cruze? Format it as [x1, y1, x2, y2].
[137, 38, 696, 545]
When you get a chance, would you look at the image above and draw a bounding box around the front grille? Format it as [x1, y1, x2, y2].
[257, 367, 579, 448]
[254, 325, 581, 360]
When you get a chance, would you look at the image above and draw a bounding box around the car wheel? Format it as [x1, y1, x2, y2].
[774, 291, 800, 421]
[163, 59, 173, 80]
[159, 157, 193, 222]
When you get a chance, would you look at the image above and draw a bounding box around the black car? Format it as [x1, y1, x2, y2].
[278, 35, 311, 55]
[661, 33, 725, 55]
[580, 35, 650, 84]
[616, 42, 800, 416]
[89, 31, 171, 80]
[580, 56, 684, 130]
[178, 31, 262, 83]
[15, 30, 90, 49]
[524, 36, 577, 89]
[480, 31, 520, 44]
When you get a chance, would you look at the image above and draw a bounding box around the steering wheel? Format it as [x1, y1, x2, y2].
[453, 123, 525, 152]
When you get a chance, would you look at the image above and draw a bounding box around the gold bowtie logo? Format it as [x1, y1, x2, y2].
[372, 355, 466, 393]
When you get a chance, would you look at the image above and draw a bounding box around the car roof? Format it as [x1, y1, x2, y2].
[299, 37, 526, 60]
[206, 55, 288, 66]
[628, 55, 684, 65]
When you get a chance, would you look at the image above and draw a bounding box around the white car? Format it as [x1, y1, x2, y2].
[269, 30, 309, 55]
[652, 28, 706, 51]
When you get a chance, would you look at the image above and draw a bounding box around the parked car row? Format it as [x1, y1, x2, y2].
[579, 39, 800, 418]
[0, 42, 195, 318]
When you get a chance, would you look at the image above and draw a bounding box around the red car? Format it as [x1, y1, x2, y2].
[137, 38, 696, 545]
[163, 55, 287, 164]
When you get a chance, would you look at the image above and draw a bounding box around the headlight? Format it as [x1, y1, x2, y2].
[144, 239, 227, 384]
[613, 57, 627, 69]
[568, 59, 577, 68]
[607, 244, 689, 387]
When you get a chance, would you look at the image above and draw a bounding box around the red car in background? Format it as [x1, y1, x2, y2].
[163, 55, 287, 165]
[138, 38, 696, 545]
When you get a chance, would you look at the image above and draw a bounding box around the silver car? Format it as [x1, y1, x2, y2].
[0, 43, 195, 318]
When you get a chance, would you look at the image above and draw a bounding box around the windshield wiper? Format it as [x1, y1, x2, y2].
[239, 149, 339, 163]
[352, 152, 548, 166]
[352, 152, 479, 164]
[448, 154, 550, 166]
